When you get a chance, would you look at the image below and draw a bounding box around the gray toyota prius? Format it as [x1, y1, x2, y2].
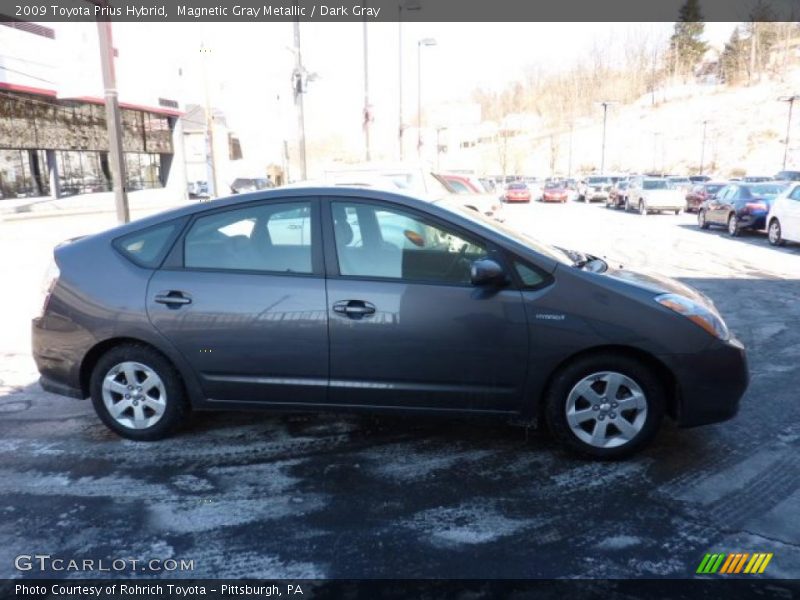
[32, 187, 748, 458]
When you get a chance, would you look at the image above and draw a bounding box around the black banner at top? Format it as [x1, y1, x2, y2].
[1, 0, 799, 23]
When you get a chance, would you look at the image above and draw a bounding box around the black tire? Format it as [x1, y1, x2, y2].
[90, 343, 189, 441]
[544, 353, 665, 459]
[639, 200, 647, 216]
[698, 210, 710, 229]
[674, 209, 682, 215]
[768, 218, 785, 246]
[727, 213, 741, 237]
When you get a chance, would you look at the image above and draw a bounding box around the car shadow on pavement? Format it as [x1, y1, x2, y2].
[676, 223, 800, 254]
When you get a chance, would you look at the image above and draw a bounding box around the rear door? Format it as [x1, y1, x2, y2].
[147, 198, 329, 405]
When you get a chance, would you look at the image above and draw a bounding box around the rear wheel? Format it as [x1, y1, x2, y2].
[90, 344, 188, 441]
[544, 354, 665, 459]
[768, 219, 785, 246]
[727, 213, 741, 237]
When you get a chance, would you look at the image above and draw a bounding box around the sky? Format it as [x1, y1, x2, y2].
[109, 21, 739, 169]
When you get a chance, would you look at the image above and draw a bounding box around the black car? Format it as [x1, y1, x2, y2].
[698, 182, 790, 235]
[32, 187, 748, 459]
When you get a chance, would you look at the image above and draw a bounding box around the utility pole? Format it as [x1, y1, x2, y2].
[96, 18, 129, 223]
[200, 42, 218, 198]
[363, 17, 371, 162]
[567, 122, 573, 179]
[416, 37, 436, 158]
[292, 10, 307, 180]
[699, 119, 708, 175]
[598, 101, 614, 174]
[780, 95, 799, 170]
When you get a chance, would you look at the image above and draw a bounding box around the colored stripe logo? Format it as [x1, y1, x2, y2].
[697, 552, 773, 574]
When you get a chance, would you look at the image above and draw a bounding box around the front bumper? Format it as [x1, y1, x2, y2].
[662, 337, 748, 428]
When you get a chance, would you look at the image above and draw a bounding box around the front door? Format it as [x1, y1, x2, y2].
[324, 198, 528, 413]
[147, 199, 329, 404]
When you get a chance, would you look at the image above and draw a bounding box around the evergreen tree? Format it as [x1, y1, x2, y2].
[670, 0, 708, 77]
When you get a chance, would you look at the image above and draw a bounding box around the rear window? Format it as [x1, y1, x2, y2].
[643, 180, 668, 190]
[114, 221, 181, 268]
[508, 183, 528, 190]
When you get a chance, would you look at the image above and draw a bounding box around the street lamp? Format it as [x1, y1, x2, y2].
[779, 95, 799, 170]
[398, 0, 422, 161]
[596, 101, 616, 174]
[699, 119, 709, 175]
[417, 37, 437, 158]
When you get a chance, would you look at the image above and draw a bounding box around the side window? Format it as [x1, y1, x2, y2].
[447, 179, 471, 194]
[331, 201, 488, 284]
[185, 202, 313, 274]
[789, 186, 800, 201]
[514, 261, 546, 288]
[114, 221, 180, 267]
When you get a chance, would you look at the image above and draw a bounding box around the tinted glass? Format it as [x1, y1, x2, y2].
[643, 180, 668, 190]
[332, 202, 488, 284]
[447, 179, 471, 194]
[115, 221, 179, 268]
[587, 177, 611, 184]
[789, 186, 800, 200]
[185, 202, 313, 274]
[514, 262, 546, 288]
[508, 183, 527, 190]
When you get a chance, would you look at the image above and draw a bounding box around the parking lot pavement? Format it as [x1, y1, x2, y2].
[1, 200, 799, 579]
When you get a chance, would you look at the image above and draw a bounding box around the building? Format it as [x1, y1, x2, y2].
[0, 19, 185, 200]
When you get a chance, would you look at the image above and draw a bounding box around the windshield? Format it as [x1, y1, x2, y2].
[643, 179, 668, 190]
[752, 183, 788, 196]
[508, 183, 528, 190]
[587, 177, 611, 184]
[445, 204, 573, 266]
[668, 178, 690, 185]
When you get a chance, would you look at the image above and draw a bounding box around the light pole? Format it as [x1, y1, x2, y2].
[397, 0, 421, 161]
[699, 119, 708, 175]
[779, 95, 799, 170]
[597, 101, 615, 174]
[96, 18, 129, 223]
[417, 37, 436, 158]
[292, 9, 307, 181]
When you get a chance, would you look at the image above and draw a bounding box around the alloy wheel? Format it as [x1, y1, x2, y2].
[102, 361, 167, 429]
[565, 371, 648, 449]
[728, 214, 738, 235]
[768, 220, 782, 246]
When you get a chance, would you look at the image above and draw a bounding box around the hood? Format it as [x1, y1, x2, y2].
[603, 265, 714, 307]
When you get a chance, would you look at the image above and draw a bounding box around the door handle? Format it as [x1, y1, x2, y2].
[154, 292, 192, 307]
[333, 300, 376, 318]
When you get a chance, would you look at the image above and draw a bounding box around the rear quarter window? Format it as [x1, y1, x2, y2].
[114, 221, 181, 268]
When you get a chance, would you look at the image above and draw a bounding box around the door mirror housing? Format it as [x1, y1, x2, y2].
[470, 259, 506, 286]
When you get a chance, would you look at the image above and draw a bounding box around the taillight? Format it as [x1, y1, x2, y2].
[39, 255, 60, 317]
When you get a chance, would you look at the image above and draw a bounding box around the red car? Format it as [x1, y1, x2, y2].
[542, 183, 568, 203]
[685, 182, 726, 213]
[503, 182, 531, 203]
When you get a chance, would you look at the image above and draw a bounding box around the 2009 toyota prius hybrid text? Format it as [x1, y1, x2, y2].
[32, 188, 748, 459]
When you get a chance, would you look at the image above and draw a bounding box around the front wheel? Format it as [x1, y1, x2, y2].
[90, 344, 188, 441]
[768, 219, 785, 246]
[639, 200, 647, 216]
[544, 354, 665, 459]
[624, 198, 630, 212]
[698, 210, 710, 229]
[674, 208, 682, 215]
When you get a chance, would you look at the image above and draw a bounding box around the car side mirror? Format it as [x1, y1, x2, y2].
[471, 259, 506, 286]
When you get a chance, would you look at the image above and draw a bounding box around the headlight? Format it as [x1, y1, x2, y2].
[656, 293, 730, 340]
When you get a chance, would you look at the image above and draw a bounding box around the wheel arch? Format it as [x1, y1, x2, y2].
[80, 337, 195, 402]
[536, 344, 679, 423]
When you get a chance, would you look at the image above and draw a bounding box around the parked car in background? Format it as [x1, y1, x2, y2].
[503, 182, 532, 203]
[766, 182, 800, 246]
[230, 177, 274, 194]
[436, 173, 484, 194]
[689, 175, 712, 183]
[32, 186, 748, 459]
[698, 182, 790, 236]
[626, 178, 685, 215]
[743, 176, 773, 183]
[541, 181, 569, 203]
[774, 170, 800, 181]
[607, 180, 630, 209]
[581, 176, 613, 203]
[666, 176, 692, 196]
[685, 182, 727, 213]
[564, 179, 579, 202]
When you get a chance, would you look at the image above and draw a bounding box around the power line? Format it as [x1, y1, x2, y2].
[0, 64, 54, 84]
